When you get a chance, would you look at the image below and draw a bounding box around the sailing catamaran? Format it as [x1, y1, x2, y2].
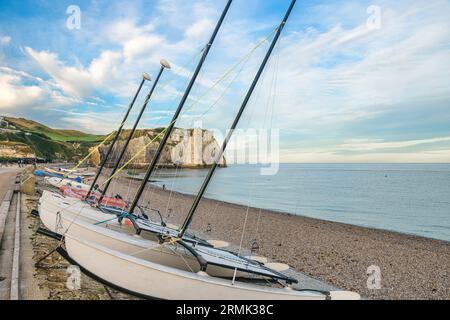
[44, 176, 90, 191]
[59, 63, 169, 213]
[40, 189, 359, 299]
[97, 60, 171, 205]
[41, 0, 238, 241]
[59, 186, 127, 210]
[38, 0, 360, 300]
[85, 72, 152, 201]
[59, 168, 96, 177]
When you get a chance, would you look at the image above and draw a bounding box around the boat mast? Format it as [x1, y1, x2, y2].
[179, 0, 297, 238]
[85, 73, 150, 200]
[128, 0, 233, 214]
[99, 60, 171, 203]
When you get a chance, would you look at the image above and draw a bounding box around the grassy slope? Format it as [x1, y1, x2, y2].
[1, 117, 103, 160]
[1, 118, 176, 161]
[0, 131, 76, 159]
[4, 117, 102, 142]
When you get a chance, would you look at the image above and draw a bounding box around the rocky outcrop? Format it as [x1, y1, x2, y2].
[0, 142, 35, 158]
[98, 128, 226, 169]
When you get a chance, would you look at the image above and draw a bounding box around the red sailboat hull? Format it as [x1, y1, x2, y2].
[59, 186, 127, 210]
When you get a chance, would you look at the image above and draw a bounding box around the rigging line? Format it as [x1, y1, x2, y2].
[100, 60, 196, 196]
[263, 47, 278, 126]
[144, 55, 243, 215]
[126, 241, 168, 258]
[254, 45, 280, 238]
[139, 165, 160, 213]
[270, 35, 282, 130]
[152, 68, 206, 204]
[258, 37, 282, 239]
[49, 176, 127, 241]
[107, 76, 192, 202]
[97, 30, 276, 189]
[48, 200, 91, 249]
[64, 131, 116, 177]
[163, 244, 195, 273]
[164, 165, 179, 218]
[152, 73, 206, 219]
[178, 0, 296, 239]
[123, 165, 136, 206]
[106, 142, 136, 203]
[68, 51, 198, 183]
[59, 199, 118, 240]
[99, 62, 170, 201]
[180, 27, 278, 119]
[232, 217, 249, 285]
[204, 200, 222, 236]
[232, 173, 257, 285]
[195, 50, 252, 122]
[144, 164, 166, 207]
[127, 242, 164, 256]
[148, 49, 202, 103]
[202, 200, 221, 234]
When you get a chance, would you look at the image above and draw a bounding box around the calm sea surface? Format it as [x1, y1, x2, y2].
[145, 164, 450, 242]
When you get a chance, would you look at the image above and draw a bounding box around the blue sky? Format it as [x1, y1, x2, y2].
[0, 0, 450, 162]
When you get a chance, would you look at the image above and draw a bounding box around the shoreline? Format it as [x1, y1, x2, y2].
[153, 183, 450, 245]
[101, 174, 450, 300]
[127, 163, 450, 244]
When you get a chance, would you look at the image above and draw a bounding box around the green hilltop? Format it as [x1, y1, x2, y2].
[0, 116, 103, 161]
[3, 117, 102, 142]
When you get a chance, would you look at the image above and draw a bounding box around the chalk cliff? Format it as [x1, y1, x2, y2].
[95, 128, 226, 168]
[0, 142, 35, 159]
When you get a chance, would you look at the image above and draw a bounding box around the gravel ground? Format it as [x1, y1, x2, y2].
[103, 173, 450, 300]
[25, 169, 449, 300]
[19, 169, 138, 300]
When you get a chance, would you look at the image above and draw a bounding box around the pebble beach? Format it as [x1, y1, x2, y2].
[3, 168, 448, 300]
[103, 173, 450, 300]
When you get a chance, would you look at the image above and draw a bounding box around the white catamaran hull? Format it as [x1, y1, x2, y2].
[39, 191, 123, 232]
[60, 168, 96, 177]
[39, 193, 360, 300]
[45, 177, 90, 191]
[39, 191, 260, 279]
[65, 235, 359, 300]
[39, 191, 180, 244]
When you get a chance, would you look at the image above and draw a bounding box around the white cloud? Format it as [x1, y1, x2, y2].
[0, 73, 44, 109]
[0, 36, 11, 45]
[25, 47, 95, 98]
[56, 110, 124, 134]
[107, 20, 156, 44]
[19, 0, 272, 111]
[337, 137, 450, 151]
[241, 0, 450, 137]
[123, 35, 165, 62]
[281, 149, 450, 164]
[0, 66, 88, 112]
[185, 19, 215, 39]
[3, 0, 450, 163]
[24, 12, 215, 100]
[280, 135, 450, 163]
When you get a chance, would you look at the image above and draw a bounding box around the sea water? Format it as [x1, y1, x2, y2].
[146, 164, 450, 242]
